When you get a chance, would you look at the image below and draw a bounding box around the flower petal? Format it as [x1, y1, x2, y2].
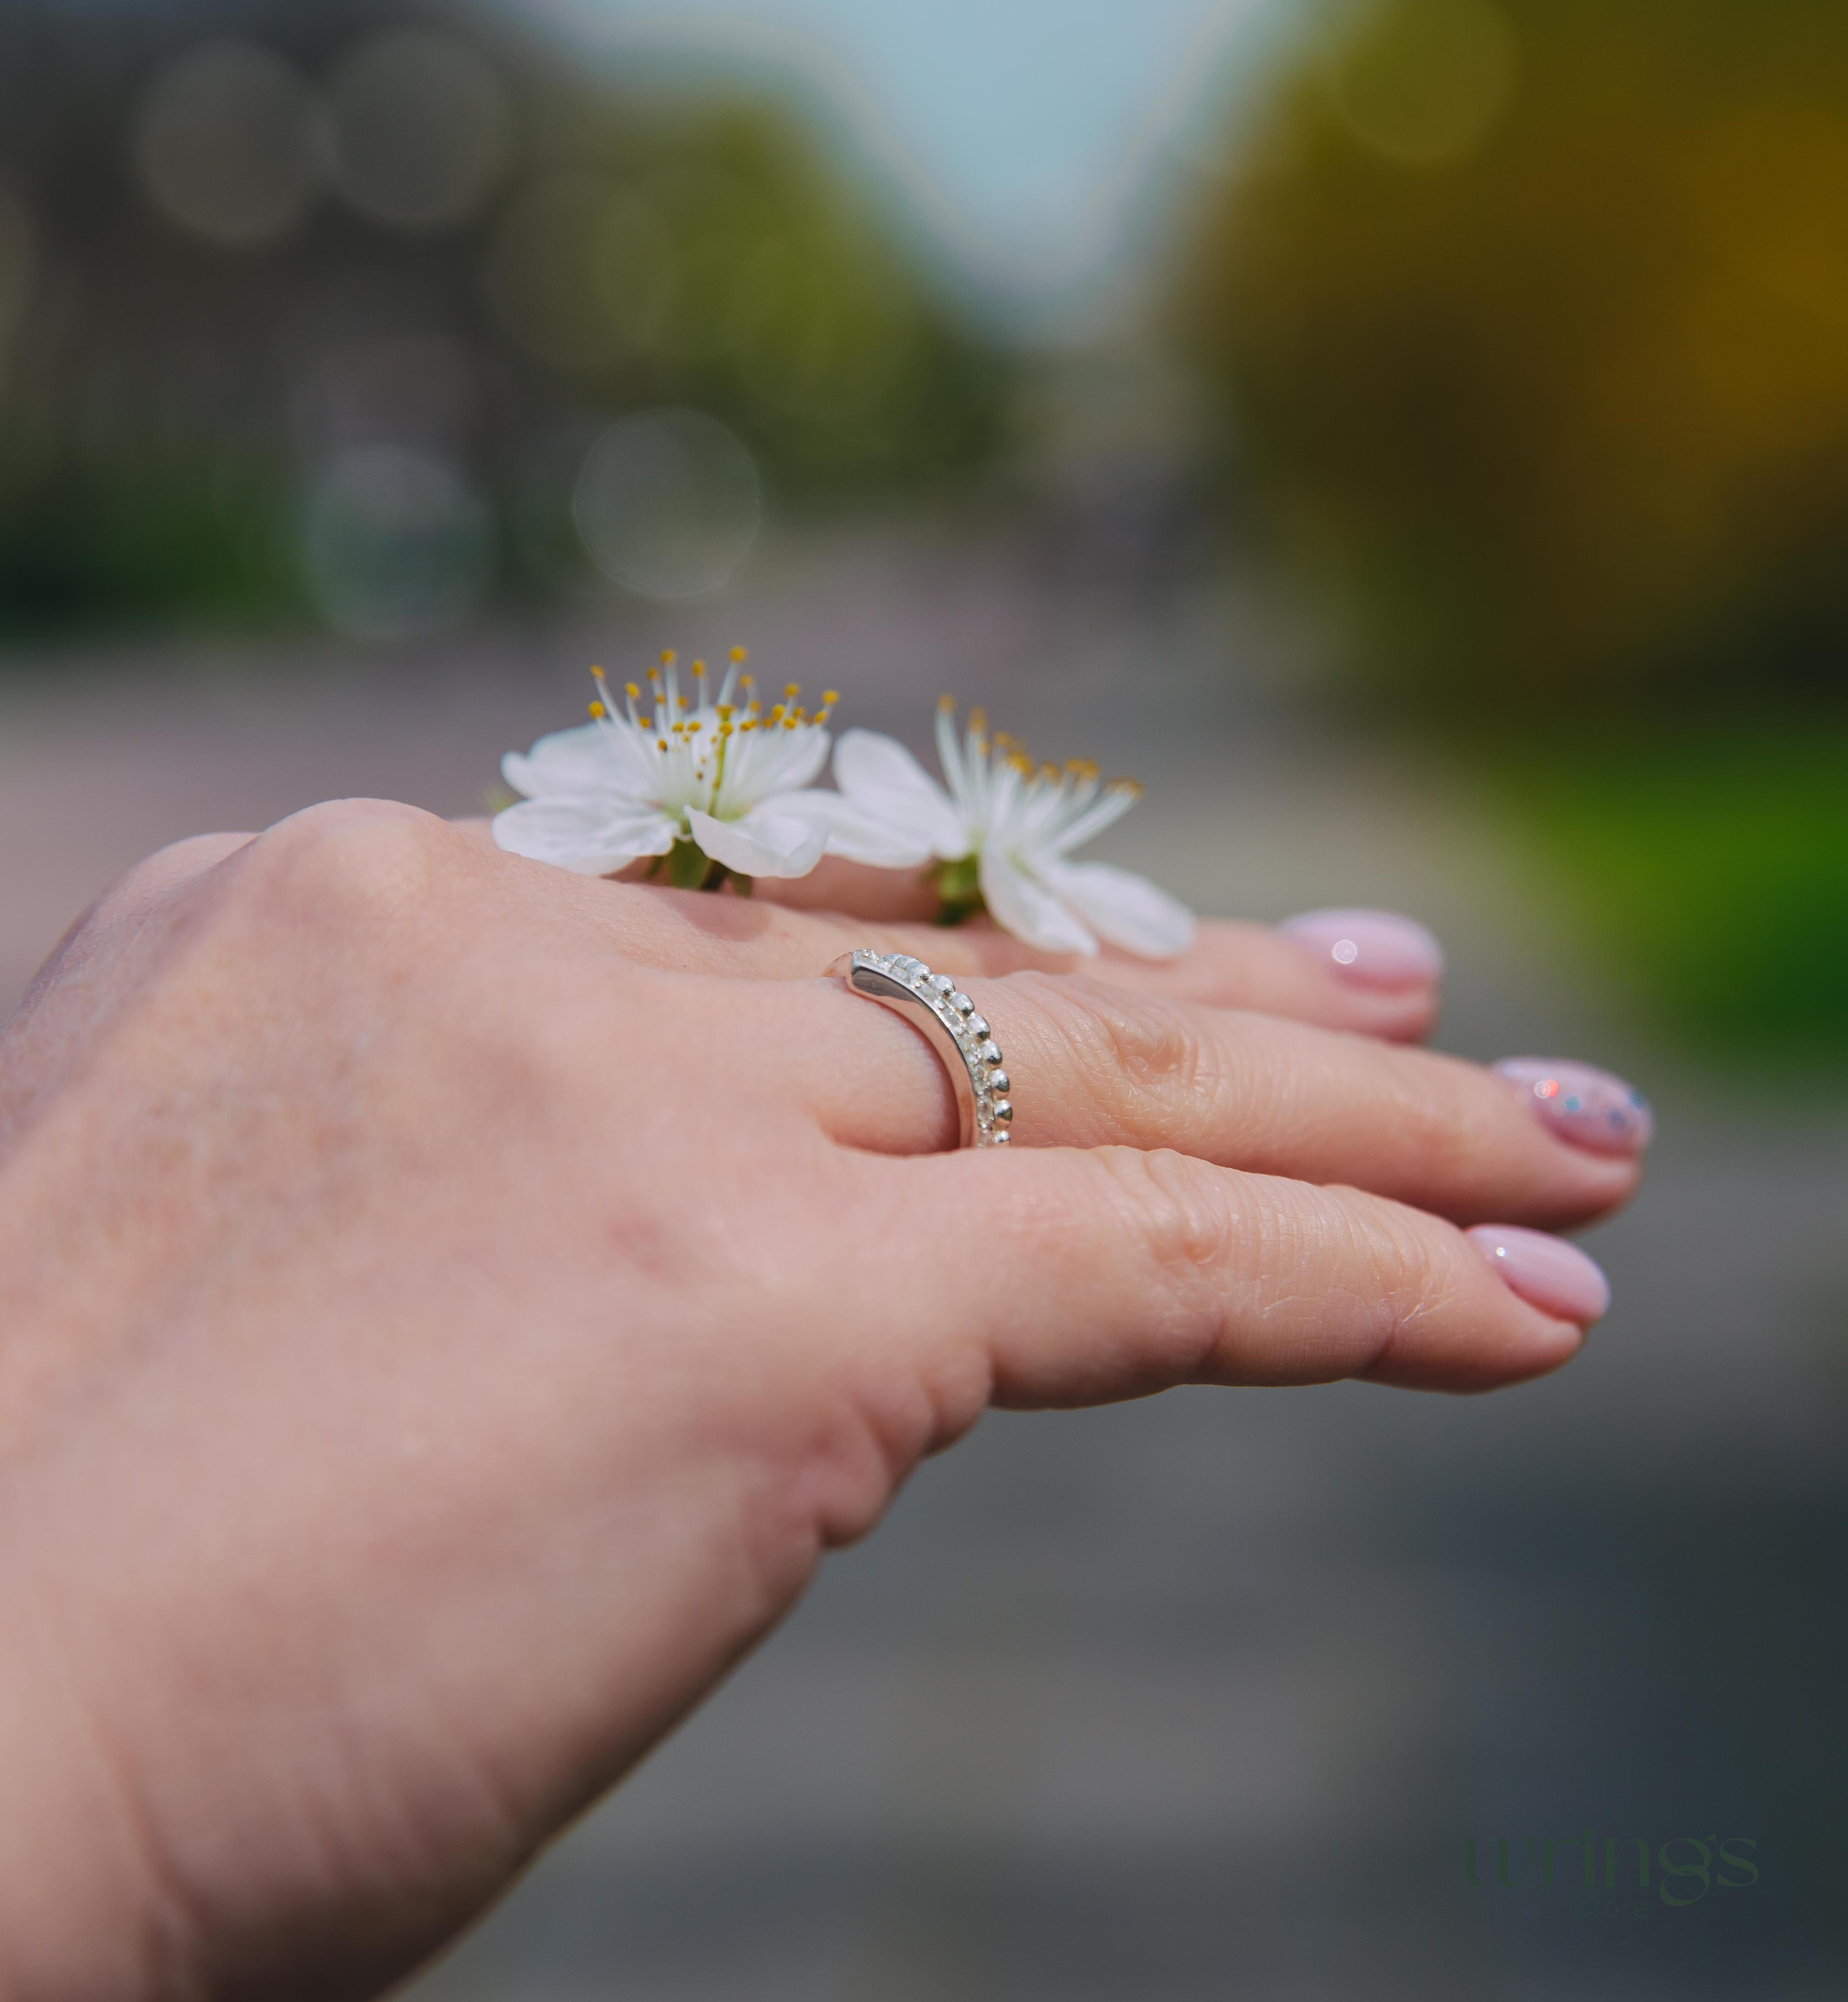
[687, 802, 827, 879]
[1043, 859, 1197, 959]
[832, 729, 969, 858]
[502, 721, 643, 799]
[492, 797, 677, 875]
[979, 847, 1098, 955]
[812, 796, 939, 868]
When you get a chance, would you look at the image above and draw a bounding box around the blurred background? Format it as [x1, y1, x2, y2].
[2, 0, 1844, 1996]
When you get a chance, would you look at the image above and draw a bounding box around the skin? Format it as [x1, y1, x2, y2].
[0, 803, 1641, 2000]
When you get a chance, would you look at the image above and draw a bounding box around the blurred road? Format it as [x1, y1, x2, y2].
[3, 532, 1844, 2000]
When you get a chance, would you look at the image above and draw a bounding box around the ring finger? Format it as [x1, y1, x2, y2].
[791, 966, 1647, 1230]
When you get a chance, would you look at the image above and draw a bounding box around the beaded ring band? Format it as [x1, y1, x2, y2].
[829, 950, 1013, 1149]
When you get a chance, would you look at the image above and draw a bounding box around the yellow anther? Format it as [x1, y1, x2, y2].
[823, 689, 839, 706]
[590, 664, 608, 681]
[1108, 777, 1144, 798]
[625, 682, 641, 700]
[739, 673, 755, 691]
[969, 708, 988, 735]
[657, 740, 668, 752]
[938, 694, 955, 713]
[660, 649, 677, 667]
[716, 703, 734, 719]
[647, 667, 661, 684]
[692, 659, 706, 676]
[784, 682, 800, 700]
[730, 645, 748, 664]
[588, 700, 606, 718]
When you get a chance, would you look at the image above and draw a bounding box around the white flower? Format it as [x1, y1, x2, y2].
[824, 700, 1197, 958]
[493, 651, 842, 883]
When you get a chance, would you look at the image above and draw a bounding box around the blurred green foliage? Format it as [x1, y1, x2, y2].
[0, 0, 1005, 642]
[1180, 0, 1848, 706]
[0, 449, 303, 635]
[1496, 725, 1848, 1068]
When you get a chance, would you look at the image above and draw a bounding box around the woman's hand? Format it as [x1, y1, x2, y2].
[0, 803, 1643, 2000]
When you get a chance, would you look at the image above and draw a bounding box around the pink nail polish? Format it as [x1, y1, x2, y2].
[1468, 1224, 1611, 1326]
[1495, 1058, 1653, 1157]
[1278, 908, 1444, 989]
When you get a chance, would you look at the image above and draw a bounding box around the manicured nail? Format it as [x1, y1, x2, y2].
[1278, 908, 1444, 989]
[1468, 1224, 1611, 1326]
[1495, 1057, 1653, 1157]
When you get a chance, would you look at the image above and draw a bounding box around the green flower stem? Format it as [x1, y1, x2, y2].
[666, 838, 713, 890]
[931, 854, 986, 927]
[661, 837, 751, 894]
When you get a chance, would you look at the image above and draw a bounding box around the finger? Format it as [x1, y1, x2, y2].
[752, 870, 1445, 1035]
[507, 861, 1441, 1042]
[736, 856, 941, 922]
[855, 1145, 1603, 1400]
[796, 971, 1643, 1229]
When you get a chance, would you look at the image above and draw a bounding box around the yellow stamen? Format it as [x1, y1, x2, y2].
[692, 659, 706, 677]
[739, 674, 755, 692]
[626, 682, 641, 701]
[938, 694, 955, 713]
[784, 682, 801, 700]
[823, 689, 839, 706]
[1108, 778, 1144, 798]
[730, 646, 749, 664]
[660, 650, 677, 668]
[588, 700, 606, 718]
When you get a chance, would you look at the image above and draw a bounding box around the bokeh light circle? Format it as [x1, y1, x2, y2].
[301, 446, 493, 639]
[572, 409, 761, 600]
[328, 29, 512, 231]
[131, 40, 325, 248]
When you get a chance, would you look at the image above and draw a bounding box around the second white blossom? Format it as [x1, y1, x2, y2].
[823, 700, 1196, 958]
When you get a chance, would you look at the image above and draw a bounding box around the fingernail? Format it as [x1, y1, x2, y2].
[1495, 1057, 1653, 1157]
[1468, 1224, 1611, 1327]
[1277, 908, 1444, 989]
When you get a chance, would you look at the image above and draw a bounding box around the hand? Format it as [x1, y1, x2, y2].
[0, 803, 1643, 1999]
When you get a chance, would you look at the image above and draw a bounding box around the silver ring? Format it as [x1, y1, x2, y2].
[829, 950, 1012, 1149]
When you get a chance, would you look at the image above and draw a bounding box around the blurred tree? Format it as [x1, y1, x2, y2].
[0, 0, 1005, 640]
[1178, 0, 1848, 705]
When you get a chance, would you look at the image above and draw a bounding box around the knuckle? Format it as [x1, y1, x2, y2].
[1402, 1054, 1508, 1178]
[1015, 973, 1231, 1129]
[1092, 1144, 1237, 1279]
[1338, 1189, 1462, 1363]
[241, 801, 456, 927]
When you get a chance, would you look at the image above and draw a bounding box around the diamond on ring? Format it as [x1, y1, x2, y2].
[829, 949, 1013, 1150]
